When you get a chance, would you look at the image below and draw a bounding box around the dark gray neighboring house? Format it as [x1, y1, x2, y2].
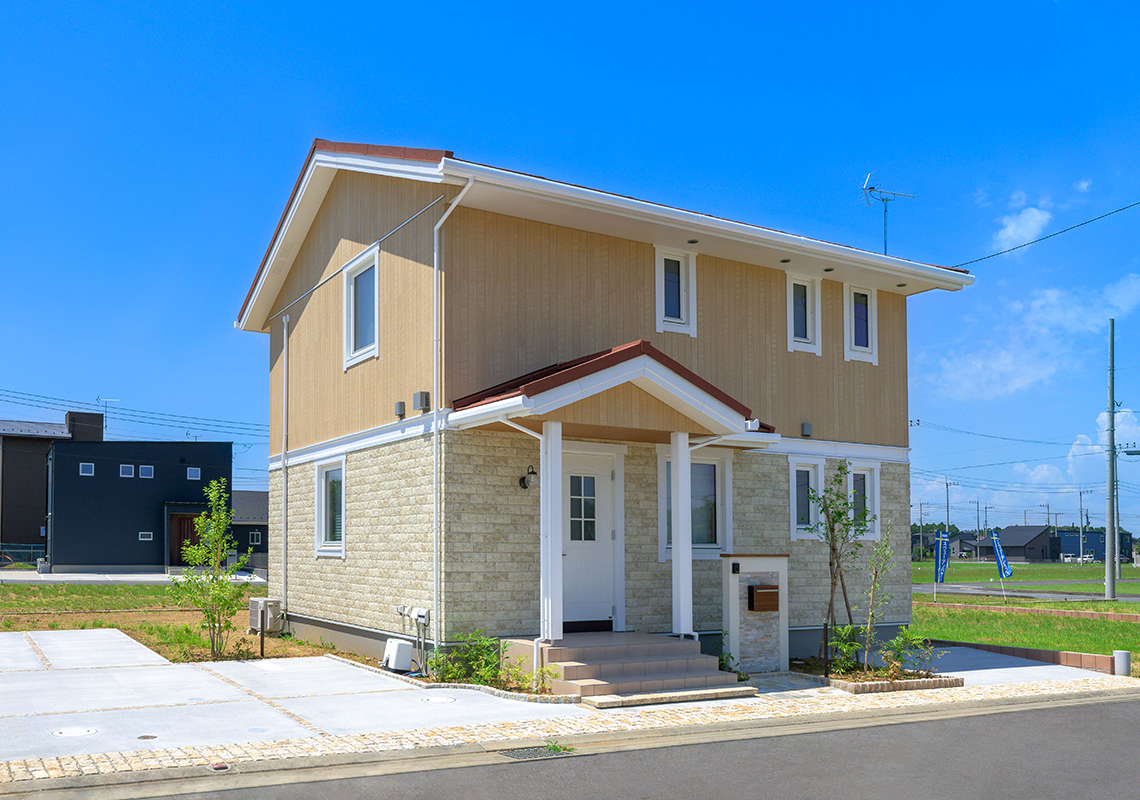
[231, 489, 268, 572]
[974, 525, 1060, 563]
[949, 532, 980, 558]
[47, 440, 232, 573]
[0, 412, 102, 558]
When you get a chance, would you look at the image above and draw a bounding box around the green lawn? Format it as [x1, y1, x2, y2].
[0, 583, 267, 613]
[911, 604, 1140, 659]
[912, 562, 1139, 584]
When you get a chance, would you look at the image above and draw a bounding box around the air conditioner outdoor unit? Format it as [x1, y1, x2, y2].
[249, 597, 283, 633]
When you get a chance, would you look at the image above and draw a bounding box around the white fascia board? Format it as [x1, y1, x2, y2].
[445, 396, 532, 430]
[440, 159, 973, 293]
[717, 432, 782, 449]
[239, 151, 447, 333]
[269, 413, 440, 470]
[754, 437, 910, 464]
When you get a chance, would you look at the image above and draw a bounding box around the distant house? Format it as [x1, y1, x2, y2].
[949, 531, 980, 558]
[47, 441, 232, 573]
[1058, 528, 1134, 563]
[974, 525, 1059, 563]
[231, 490, 269, 572]
[0, 412, 102, 560]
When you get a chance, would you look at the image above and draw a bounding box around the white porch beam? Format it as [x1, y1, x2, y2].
[670, 431, 694, 636]
[540, 421, 564, 641]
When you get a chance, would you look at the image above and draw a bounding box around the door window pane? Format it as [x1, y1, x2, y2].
[569, 474, 596, 542]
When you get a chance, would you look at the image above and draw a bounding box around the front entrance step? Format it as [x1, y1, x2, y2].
[504, 631, 744, 700]
[581, 685, 758, 708]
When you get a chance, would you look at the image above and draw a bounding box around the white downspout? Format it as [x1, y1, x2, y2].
[432, 177, 476, 656]
[281, 313, 290, 613]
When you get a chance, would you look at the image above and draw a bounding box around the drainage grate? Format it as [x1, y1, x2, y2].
[420, 696, 456, 704]
[53, 728, 97, 737]
[501, 747, 568, 760]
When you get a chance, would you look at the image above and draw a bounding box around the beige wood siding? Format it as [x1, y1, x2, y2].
[268, 173, 460, 454]
[443, 207, 909, 447]
[542, 384, 712, 435]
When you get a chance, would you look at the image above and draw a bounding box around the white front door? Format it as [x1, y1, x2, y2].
[563, 453, 616, 623]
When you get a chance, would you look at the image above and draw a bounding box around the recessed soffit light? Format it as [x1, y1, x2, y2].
[687, 239, 699, 244]
[823, 267, 834, 272]
[780, 258, 791, 264]
[896, 283, 907, 288]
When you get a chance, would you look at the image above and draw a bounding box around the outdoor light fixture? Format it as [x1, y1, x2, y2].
[394, 401, 406, 420]
[519, 466, 537, 490]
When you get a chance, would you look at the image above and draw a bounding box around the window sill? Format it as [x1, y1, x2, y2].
[344, 347, 377, 371]
[315, 547, 345, 559]
[657, 319, 696, 338]
[845, 347, 877, 365]
[790, 339, 822, 356]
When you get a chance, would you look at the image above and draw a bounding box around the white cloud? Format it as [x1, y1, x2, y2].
[1074, 179, 1092, 193]
[1008, 190, 1029, 209]
[932, 275, 1140, 400]
[993, 206, 1052, 252]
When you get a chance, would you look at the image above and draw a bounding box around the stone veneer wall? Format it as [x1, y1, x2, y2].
[737, 570, 780, 673]
[268, 435, 435, 643]
[269, 429, 911, 647]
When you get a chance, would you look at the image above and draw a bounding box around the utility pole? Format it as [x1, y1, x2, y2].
[983, 505, 994, 561]
[918, 501, 925, 561]
[1023, 510, 1027, 525]
[973, 499, 981, 539]
[1107, 318, 1117, 601]
[945, 479, 958, 536]
[1078, 488, 1093, 563]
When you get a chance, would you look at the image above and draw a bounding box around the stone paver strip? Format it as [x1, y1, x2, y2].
[1, 674, 1137, 785]
[20, 633, 52, 670]
[194, 665, 329, 735]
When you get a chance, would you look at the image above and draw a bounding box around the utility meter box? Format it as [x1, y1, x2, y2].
[249, 597, 283, 633]
[383, 639, 413, 672]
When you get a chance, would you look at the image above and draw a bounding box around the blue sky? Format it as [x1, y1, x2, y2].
[3, 1, 1140, 529]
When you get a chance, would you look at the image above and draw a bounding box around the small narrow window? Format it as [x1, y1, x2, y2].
[655, 247, 697, 337]
[120, 464, 134, 478]
[789, 456, 825, 539]
[787, 275, 822, 355]
[139, 465, 154, 479]
[138, 531, 153, 541]
[663, 258, 683, 321]
[79, 462, 94, 477]
[853, 472, 867, 518]
[343, 244, 381, 369]
[322, 468, 343, 546]
[793, 283, 809, 340]
[796, 469, 812, 527]
[853, 291, 870, 348]
[352, 266, 376, 353]
[249, 531, 262, 546]
[187, 467, 201, 480]
[844, 284, 878, 363]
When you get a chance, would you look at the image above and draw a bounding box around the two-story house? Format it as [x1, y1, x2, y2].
[237, 140, 971, 692]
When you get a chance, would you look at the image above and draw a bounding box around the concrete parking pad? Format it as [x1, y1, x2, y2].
[0, 633, 46, 672]
[204, 656, 413, 697]
[930, 646, 1104, 686]
[28, 629, 168, 669]
[0, 700, 315, 761]
[0, 664, 250, 717]
[275, 687, 593, 737]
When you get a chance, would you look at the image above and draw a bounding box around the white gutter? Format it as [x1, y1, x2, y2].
[432, 177, 475, 656]
[281, 313, 290, 613]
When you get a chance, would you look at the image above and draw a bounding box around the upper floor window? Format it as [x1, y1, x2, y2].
[844, 284, 878, 364]
[79, 462, 94, 477]
[187, 467, 201, 480]
[655, 247, 697, 337]
[120, 464, 134, 478]
[249, 530, 263, 546]
[139, 465, 154, 479]
[786, 274, 822, 355]
[343, 244, 380, 370]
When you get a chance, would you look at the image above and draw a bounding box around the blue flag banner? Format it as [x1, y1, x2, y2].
[992, 531, 1013, 579]
[935, 530, 950, 583]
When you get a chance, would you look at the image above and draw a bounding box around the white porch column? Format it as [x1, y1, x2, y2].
[670, 431, 694, 636]
[540, 421, 564, 641]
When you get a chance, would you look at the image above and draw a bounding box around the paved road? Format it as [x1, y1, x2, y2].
[913, 582, 1140, 601]
[164, 695, 1140, 800]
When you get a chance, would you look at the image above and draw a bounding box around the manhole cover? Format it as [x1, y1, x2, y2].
[421, 695, 457, 704]
[502, 747, 568, 760]
[53, 728, 97, 737]
[137, 735, 157, 740]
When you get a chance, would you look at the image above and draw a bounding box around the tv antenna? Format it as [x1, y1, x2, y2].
[863, 173, 913, 255]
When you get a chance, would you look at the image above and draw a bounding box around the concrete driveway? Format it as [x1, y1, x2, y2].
[0, 629, 590, 762]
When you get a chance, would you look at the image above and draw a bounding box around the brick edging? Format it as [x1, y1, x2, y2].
[926, 640, 1123, 675]
[916, 601, 1140, 624]
[324, 654, 581, 703]
[787, 670, 964, 694]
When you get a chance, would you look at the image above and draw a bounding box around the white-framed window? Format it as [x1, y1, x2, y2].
[315, 456, 346, 557]
[79, 462, 95, 477]
[120, 464, 134, 478]
[343, 243, 380, 370]
[789, 456, 826, 540]
[138, 531, 153, 541]
[654, 246, 697, 337]
[187, 467, 201, 480]
[657, 445, 732, 559]
[139, 465, 154, 479]
[843, 284, 878, 364]
[786, 274, 822, 355]
[848, 460, 881, 540]
[249, 531, 262, 546]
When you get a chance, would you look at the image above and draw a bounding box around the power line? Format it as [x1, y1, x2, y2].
[952, 198, 1140, 268]
[910, 420, 1076, 446]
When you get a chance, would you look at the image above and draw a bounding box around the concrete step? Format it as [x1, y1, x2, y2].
[556, 653, 720, 681]
[581, 685, 758, 708]
[551, 669, 739, 698]
[544, 638, 701, 664]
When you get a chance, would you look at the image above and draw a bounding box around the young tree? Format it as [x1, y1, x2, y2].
[808, 460, 875, 657]
[169, 479, 249, 660]
[862, 523, 894, 671]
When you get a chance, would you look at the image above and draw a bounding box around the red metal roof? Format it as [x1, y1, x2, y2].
[452, 339, 770, 431]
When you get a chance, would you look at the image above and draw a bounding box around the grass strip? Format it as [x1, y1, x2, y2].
[0, 583, 267, 613]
